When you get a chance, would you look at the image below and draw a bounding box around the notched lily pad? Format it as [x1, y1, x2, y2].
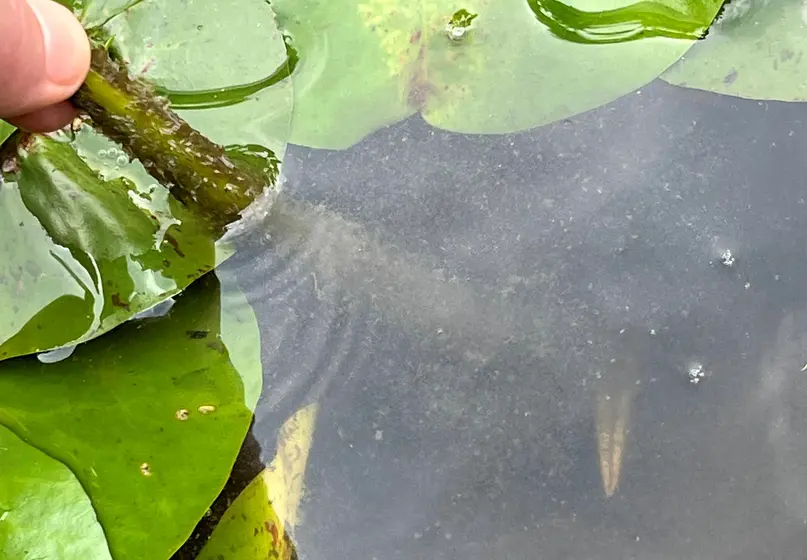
[0, 424, 113, 559]
[0, 272, 262, 559]
[271, 0, 723, 149]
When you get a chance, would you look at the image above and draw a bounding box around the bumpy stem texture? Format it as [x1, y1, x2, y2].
[71, 47, 269, 233]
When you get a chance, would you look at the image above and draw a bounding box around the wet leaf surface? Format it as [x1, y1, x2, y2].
[271, 0, 722, 149]
[0, 127, 217, 360]
[0, 273, 262, 559]
[0, 424, 112, 559]
[662, 0, 806, 100]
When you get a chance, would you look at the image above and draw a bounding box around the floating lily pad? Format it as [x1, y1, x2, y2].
[0, 425, 113, 559]
[0, 272, 262, 559]
[271, 0, 722, 149]
[662, 0, 807, 100]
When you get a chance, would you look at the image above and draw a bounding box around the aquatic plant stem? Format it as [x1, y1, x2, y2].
[71, 47, 270, 234]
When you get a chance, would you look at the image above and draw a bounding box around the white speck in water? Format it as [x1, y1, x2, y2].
[375, 429, 383, 441]
[0, 512, 8, 522]
[140, 463, 152, 476]
[176, 409, 190, 421]
[37, 345, 77, 364]
[688, 362, 706, 384]
[721, 249, 735, 267]
[198, 405, 216, 415]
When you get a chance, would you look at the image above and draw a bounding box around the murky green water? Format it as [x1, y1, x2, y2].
[216, 75, 807, 558]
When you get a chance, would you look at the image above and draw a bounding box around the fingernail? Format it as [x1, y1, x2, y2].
[26, 0, 90, 86]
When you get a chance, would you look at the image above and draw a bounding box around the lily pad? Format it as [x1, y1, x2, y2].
[271, 0, 722, 149]
[0, 272, 262, 559]
[0, 424, 113, 559]
[662, 0, 807, 100]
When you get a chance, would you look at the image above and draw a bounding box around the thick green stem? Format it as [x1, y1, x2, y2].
[71, 47, 270, 234]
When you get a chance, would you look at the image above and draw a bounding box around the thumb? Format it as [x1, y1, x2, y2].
[0, 0, 90, 128]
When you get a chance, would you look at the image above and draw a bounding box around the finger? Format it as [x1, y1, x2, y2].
[0, 0, 90, 119]
[6, 101, 80, 132]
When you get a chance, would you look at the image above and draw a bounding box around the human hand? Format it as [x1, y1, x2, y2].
[0, 0, 90, 132]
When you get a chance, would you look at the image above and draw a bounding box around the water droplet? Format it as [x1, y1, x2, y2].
[198, 404, 216, 415]
[37, 345, 77, 364]
[176, 409, 190, 421]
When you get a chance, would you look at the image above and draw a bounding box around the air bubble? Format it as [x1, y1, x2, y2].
[116, 154, 129, 166]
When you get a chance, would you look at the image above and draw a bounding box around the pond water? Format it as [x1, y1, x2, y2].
[217, 77, 807, 559]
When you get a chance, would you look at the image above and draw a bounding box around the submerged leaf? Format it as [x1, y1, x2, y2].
[271, 0, 723, 149]
[198, 403, 319, 560]
[0, 425, 113, 559]
[0, 273, 262, 559]
[662, 0, 806, 101]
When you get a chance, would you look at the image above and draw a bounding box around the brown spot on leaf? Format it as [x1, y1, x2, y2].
[164, 232, 185, 258]
[111, 293, 130, 311]
[723, 69, 738, 85]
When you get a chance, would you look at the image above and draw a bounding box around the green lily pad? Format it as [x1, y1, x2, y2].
[0, 424, 112, 559]
[0, 128, 221, 360]
[662, 0, 806, 100]
[271, 0, 722, 149]
[0, 272, 262, 559]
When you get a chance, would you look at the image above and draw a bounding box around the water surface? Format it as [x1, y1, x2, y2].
[219, 77, 807, 559]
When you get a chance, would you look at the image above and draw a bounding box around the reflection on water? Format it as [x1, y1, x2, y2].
[218, 78, 807, 558]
